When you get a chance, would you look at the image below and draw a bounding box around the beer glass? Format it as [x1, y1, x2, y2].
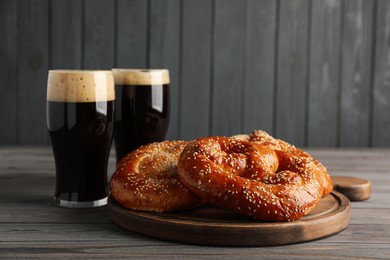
[47, 70, 115, 208]
[112, 69, 170, 163]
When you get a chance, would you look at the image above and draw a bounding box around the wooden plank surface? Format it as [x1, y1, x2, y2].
[18, 0, 49, 144]
[180, 0, 212, 140]
[0, 0, 17, 144]
[0, 0, 389, 148]
[50, 1, 82, 69]
[372, 0, 390, 147]
[149, 0, 180, 140]
[212, 0, 246, 136]
[307, 0, 341, 147]
[0, 241, 388, 259]
[0, 147, 389, 258]
[83, 0, 115, 69]
[116, 0, 147, 68]
[275, 0, 310, 146]
[243, 0, 276, 135]
[340, 0, 374, 147]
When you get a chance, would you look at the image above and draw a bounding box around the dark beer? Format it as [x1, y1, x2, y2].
[47, 70, 115, 208]
[48, 101, 114, 203]
[112, 69, 170, 162]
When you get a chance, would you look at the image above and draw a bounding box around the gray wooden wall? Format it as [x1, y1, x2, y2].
[1, 0, 390, 147]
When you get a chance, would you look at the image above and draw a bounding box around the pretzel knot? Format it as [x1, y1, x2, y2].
[110, 141, 205, 212]
[178, 135, 332, 221]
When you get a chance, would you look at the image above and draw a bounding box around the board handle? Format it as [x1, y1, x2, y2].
[331, 176, 371, 202]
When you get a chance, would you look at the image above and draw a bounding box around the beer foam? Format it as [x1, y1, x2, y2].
[112, 69, 170, 85]
[47, 70, 115, 102]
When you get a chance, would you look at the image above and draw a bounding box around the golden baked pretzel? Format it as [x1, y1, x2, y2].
[233, 130, 333, 195]
[178, 133, 332, 221]
[110, 141, 205, 212]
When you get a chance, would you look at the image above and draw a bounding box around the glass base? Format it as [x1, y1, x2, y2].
[54, 196, 107, 208]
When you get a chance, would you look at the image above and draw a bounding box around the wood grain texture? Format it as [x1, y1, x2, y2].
[50, 0, 82, 69]
[0, 241, 389, 259]
[0, 0, 17, 144]
[372, 0, 390, 147]
[149, 0, 180, 140]
[340, 0, 374, 147]
[83, 0, 115, 69]
[275, 0, 309, 146]
[0, 0, 389, 148]
[332, 176, 371, 201]
[180, 0, 212, 140]
[243, 0, 276, 135]
[116, 0, 147, 68]
[108, 192, 350, 246]
[212, 0, 246, 136]
[307, 0, 341, 147]
[0, 147, 390, 258]
[18, 0, 49, 144]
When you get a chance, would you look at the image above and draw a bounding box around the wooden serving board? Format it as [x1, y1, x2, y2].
[107, 191, 350, 246]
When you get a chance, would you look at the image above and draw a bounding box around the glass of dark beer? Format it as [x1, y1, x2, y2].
[112, 69, 170, 163]
[47, 70, 115, 208]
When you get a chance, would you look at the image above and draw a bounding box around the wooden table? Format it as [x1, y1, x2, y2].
[0, 147, 389, 259]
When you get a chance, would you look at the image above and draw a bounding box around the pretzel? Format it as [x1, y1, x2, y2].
[178, 133, 332, 221]
[110, 141, 205, 212]
[232, 130, 333, 195]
